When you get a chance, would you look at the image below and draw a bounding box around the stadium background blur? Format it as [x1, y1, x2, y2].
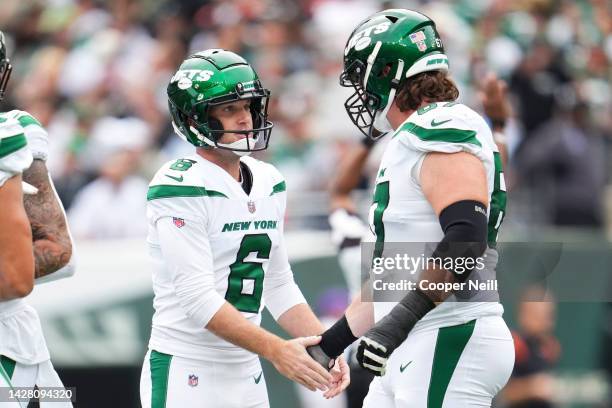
[0, 0, 610, 407]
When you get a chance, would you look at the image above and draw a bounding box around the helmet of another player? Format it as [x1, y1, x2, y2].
[0, 31, 13, 101]
[340, 9, 449, 139]
[167, 49, 273, 154]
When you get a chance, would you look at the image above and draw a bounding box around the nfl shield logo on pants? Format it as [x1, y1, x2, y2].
[248, 201, 256, 213]
[188, 374, 198, 387]
[173, 217, 185, 228]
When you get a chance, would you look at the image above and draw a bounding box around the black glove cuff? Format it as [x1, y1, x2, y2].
[319, 315, 358, 358]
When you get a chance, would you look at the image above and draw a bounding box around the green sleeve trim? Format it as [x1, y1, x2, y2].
[399, 122, 481, 147]
[0, 356, 16, 380]
[0, 134, 27, 159]
[270, 181, 286, 196]
[16, 114, 42, 128]
[147, 184, 228, 201]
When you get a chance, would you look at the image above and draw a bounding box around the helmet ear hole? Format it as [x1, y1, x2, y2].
[208, 118, 222, 131]
[250, 98, 263, 128]
[378, 63, 392, 78]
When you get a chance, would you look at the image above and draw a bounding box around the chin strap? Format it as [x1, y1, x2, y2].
[180, 121, 255, 156]
[373, 59, 404, 133]
[216, 137, 253, 157]
[189, 125, 215, 147]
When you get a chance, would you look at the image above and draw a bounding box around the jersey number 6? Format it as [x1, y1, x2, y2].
[225, 234, 272, 313]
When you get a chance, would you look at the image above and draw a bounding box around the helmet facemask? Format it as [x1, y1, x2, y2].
[0, 61, 12, 102]
[340, 59, 382, 140]
[341, 57, 403, 140]
[0, 32, 12, 102]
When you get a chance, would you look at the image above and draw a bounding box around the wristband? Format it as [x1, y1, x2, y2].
[319, 315, 358, 358]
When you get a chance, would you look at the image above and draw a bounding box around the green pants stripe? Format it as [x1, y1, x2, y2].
[427, 320, 476, 408]
[150, 350, 173, 408]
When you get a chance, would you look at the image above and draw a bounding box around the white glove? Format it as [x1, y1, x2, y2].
[21, 181, 38, 195]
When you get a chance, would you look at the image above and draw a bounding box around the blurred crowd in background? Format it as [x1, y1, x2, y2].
[0, 0, 610, 239]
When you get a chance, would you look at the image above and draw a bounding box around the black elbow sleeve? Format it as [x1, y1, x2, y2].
[430, 200, 488, 281]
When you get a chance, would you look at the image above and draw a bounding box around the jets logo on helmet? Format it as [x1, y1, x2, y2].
[170, 69, 215, 90]
[340, 9, 450, 139]
[344, 21, 391, 55]
[167, 49, 273, 154]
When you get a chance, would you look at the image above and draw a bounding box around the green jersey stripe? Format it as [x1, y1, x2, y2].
[0, 356, 16, 380]
[150, 350, 172, 408]
[427, 319, 476, 408]
[399, 122, 481, 147]
[147, 185, 228, 201]
[0, 134, 27, 159]
[372, 181, 390, 259]
[488, 152, 507, 245]
[270, 181, 286, 196]
[16, 114, 42, 128]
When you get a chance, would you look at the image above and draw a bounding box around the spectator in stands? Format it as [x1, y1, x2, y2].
[502, 286, 561, 408]
[67, 117, 150, 239]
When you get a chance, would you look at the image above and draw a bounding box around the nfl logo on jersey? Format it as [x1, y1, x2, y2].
[173, 217, 185, 228]
[248, 201, 256, 213]
[188, 374, 198, 387]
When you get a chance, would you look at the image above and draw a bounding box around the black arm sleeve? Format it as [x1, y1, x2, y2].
[430, 200, 488, 282]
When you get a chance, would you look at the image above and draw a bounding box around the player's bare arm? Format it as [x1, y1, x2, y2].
[417, 151, 489, 301]
[22, 159, 72, 279]
[480, 72, 510, 167]
[206, 302, 332, 392]
[330, 142, 372, 212]
[0, 175, 34, 299]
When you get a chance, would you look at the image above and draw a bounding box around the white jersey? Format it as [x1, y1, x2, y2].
[0, 110, 50, 365]
[369, 102, 507, 332]
[147, 154, 306, 363]
[0, 111, 33, 186]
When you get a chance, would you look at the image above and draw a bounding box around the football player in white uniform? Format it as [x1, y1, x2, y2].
[0, 31, 75, 407]
[139, 49, 349, 408]
[307, 9, 514, 408]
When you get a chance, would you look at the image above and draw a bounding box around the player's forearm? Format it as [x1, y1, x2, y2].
[493, 128, 508, 169]
[0, 177, 34, 299]
[330, 144, 370, 201]
[22, 160, 73, 278]
[277, 303, 325, 338]
[32, 239, 72, 279]
[206, 302, 284, 362]
[309, 292, 371, 360]
[0, 237, 34, 300]
[345, 292, 375, 337]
